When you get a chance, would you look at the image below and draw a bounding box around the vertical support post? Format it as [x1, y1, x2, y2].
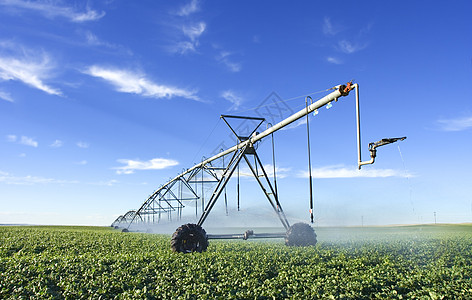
[237, 164, 240, 211]
[306, 97, 314, 224]
[222, 150, 228, 216]
[201, 166, 204, 214]
[195, 174, 198, 219]
[179, 180, 182, 220]
[355, 84, 362, 170]
[270, 128, 278, 202]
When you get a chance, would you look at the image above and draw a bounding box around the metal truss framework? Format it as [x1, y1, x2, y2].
[112, 82, 406, 232]
[113, 83, 356, 231]
[111, 210, 142, 228]
[114, 115, 290, 231]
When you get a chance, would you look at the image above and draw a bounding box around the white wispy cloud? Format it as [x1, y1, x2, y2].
[322, 17, 341, 36]
[72, 9, 104, 22]
[171, 41, 197, 54]
[176, 0, 200, 16]
[81, 30, 132, 55]
[75, 160, 88, 165]
[259, 164, 291, 179]
[216, 51, 241, 72]
[76, 141, 89, 148]
[50, 139, 63, 148]
[168, 0, 205, 54]
[221, 90, 244, 111]
[6, 134, 17, 142]
[19, 136, 38, 147]
[0, 0, 105, 22]
[238, 164, 291, 179]
[84, 65, 201, 101]
[182, 22, 206, 41]
[297, 165, 413, 179]
[282, 118, 307, 131]
[326, 56, 343, 65]
[0, 170, 78, 185]
[437, 115, 472, 132]
[0, 171, 127, 187]
[0, 43, 62, 96]
[337, 40, 367, 54]
[114, 158, 179, 175]
[7, 135, 38, 147]
[91, 179, 118, 186]
[323, 19, 369, 58]
[169, 22, 206, 54]
[0, 90, 14, 102]
[84, 31, 108, 46]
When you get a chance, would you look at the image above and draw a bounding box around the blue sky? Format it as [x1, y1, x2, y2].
[1, 0, 471, 227]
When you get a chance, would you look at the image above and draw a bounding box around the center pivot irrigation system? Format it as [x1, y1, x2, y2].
[112, 82, 406, 253]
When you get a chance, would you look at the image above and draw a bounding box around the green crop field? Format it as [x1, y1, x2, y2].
[1, 224, 471, 299]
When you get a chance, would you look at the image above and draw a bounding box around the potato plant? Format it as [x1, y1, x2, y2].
[1, 225, 471, 299]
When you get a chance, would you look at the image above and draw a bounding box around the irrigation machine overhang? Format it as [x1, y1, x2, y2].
[112, 82, 406, 253]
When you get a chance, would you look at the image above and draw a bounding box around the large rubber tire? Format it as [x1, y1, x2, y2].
[285, 222, 317, 246]
[171, 223, 209, 253]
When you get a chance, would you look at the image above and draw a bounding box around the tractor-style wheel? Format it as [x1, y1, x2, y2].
[285, 222, 317, 246]
[171, 223, 209, 253]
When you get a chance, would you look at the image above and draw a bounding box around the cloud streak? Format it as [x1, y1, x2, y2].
[6, 135, 17, 142]
[114, 158, 179, 175]
[182, 22, 206, 41]
[0, 43, 62, 96]
[322, 18, 369, 56]
[176, 0, 200, 16]
[298, 165, 413, 179]
[169, 22, 207, 54]
[170, 41, 196, 54]
[6, 135, 38, 147]
[0, 170, 78, 185]
[77, 30, 133, 55]
[326, 56, 343, 65]
[83, 31, 115, 48]
[221, 90, 244, 111]
[84, 66, 201, 101]
[437, 116, 472, 132]
[0, 0, 105, 22]
[167, 1, 205, 54]
[322, 17, 341, 36]
[76, 141, 89, 149]
[170, 22, 206, 54]
[0, 90, 14, 102]
[20, 136, 38, 147]
[216, 51, 241, 72]
[238, 164, 291, 179]
[337, 40, 367, 54]
[50, 140, 63, 148]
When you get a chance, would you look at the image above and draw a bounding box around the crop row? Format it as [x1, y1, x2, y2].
[1, 225, 471, 299]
